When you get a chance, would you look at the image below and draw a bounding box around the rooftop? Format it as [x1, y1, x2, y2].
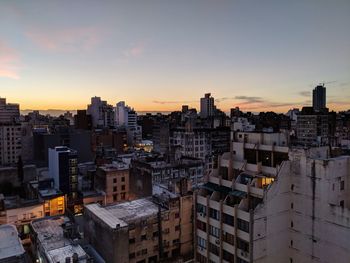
[0, 224, 25, 260]
[85, 198, 159, 229]
[31, 216, 88, 263]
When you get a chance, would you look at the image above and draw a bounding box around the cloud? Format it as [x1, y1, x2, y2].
[123, 42, 146, 58]
[0, 41, 21, 79]
[153, 100, 196, 105]
[26, 26, 101, 52]
[234, 96, 264, 104]
[298, 91, 311, 97]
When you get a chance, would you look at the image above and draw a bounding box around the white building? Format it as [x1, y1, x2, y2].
[194, 131, 350, 263]
[232, 117, 256, 132]
[115, 101, 142, 144]
[87, 96, 114, 128]
[200, 93, 215, 119]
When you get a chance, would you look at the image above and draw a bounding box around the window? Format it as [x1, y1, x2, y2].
[197, 236, 206, 249]
[113, 194, 117, 201]
[223, 249, 234, 263]
[209, 208, 220, 220]
[340, 180, 345, 190]
[209, 225, 220, 238]
[121, 193, 126, 200]
[237, 219, 249, 233]
[197, 220, 207, 232]
[121, 177, 125, 182]
[113, 178, 117, 183]
[141, 234, 147, 241]
[175, 212, 179, 218]
[153, 231, 158, 237]
[291, 203, 294, 209]
[113, 186, 117, 192]
[237, 238, 249, 253]
[196, 204, 206, 215]
[122, 185, 125, 191]
[141, 249, 147, 255]
[173, 239, 180, 245]
[291, 240, 293, 247]
[223, 232, 234, 245]
[209, 243, 219, 256]
[129, 253, 135, 259]
[223, 213, 234, 226]
[129, 238, 135, 244]
[291, 184, 294, 191]
[175, 225, 180, 232]
[340, 200, 345, 208]
[291, 221, 294, 228]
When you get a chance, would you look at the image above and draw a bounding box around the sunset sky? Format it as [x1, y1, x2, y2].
[1, 0, 350, 113]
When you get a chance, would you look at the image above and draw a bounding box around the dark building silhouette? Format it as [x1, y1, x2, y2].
[313, 84, 326, 111]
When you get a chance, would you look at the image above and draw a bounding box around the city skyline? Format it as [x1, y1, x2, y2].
[1, 0, 350, 112]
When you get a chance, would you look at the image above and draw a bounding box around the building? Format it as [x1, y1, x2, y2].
[200, 93, 215, 119]
[0, 194, 44, 240]
[194, 129, 350, 263]
[48, 146, 80, 213]
[74, 110, 92, 130]
[0, 98, 21, 166]
[312, 84, 326, 111]
[27, 179, 66, 217]
[171, 126, 213, 173]
[0, 98, 20, 124]
[30, 216, 90, 263]
[115, 101, 142, 145]
[131, 155, 204, 199]
[84, 195, 193, 263]
[296, 107, 330, 146]
[95, 161, 129, 205]
[0, 224, 27, 263]
[87, 96, 114, 128]
[194, 132, 289, 263]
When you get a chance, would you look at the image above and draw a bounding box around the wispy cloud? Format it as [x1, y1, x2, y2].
[234, 96, 264, 104]
[26, 26, 102, 52]
[153, 100, 196, 105]
[298, 91, 311, 97]
[0, 41, 21, 79]
[123, 42, 146, 59]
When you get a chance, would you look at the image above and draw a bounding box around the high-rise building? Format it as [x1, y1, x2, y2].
[0, 98, 21, 166]
[87, 96, 114, 128]
[194, 130, 350, 263]
[200, 93, 215, 119]
[74, 110, 92, 130]
[48, 146, 79, 212]
[115, 101, 142, 145]
[0, 98, 19, 124]
[312, 84, 326, 111]
[296, 107, 329, 146]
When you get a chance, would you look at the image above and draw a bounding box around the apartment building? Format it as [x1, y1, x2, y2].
[195, 131, 350, 263]
[194, 132, 289, 263]
[95, 161, 129, 205]
[0, 124, 22, 166]
[84, 192, 193, 263]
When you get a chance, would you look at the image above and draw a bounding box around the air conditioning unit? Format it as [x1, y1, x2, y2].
[215, 239, 220, 245]
[241, 251, 249, 258]
[199, 212, 204, 217]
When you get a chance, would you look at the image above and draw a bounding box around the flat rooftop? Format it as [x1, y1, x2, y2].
[0, 224, 25, 260]
[85, 198, 159, 229]
[31, 216, 88, 263]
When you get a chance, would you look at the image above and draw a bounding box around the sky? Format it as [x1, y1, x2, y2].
[1, 0, 350, 113]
